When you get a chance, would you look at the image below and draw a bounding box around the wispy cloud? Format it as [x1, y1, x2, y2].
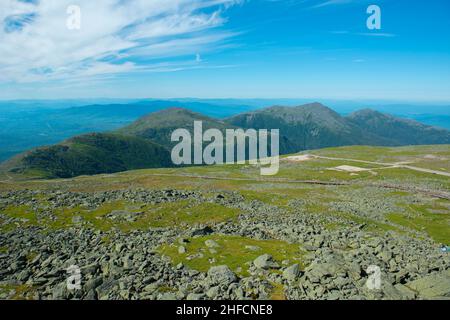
[312, 0, 353, 9]
[331, 31, 396, 38]
[357, 32, 396, 38]
[311, 0, 376, 9]
[0, 0, 242, 83]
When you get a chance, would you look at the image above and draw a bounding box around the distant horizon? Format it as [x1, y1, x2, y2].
[1, 97, 450, 105]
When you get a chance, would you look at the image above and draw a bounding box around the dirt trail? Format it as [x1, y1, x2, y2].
[310, 155, 450, 177]
[0, 173, 13, 183]
[400, 165, 450, 177]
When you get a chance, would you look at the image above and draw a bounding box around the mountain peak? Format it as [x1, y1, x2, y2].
[119, 107, 214, 134]
[140, 107, 203, 118]
[241, 102, 337, 118]
[348, 108, 385, 118]
[299, 102, 329, 109]
[117, 106, 233, 146]
[294, 102, 339, 116]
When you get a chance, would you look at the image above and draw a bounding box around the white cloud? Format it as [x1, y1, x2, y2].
[0, 0, 241, 83]
[311, 0, 376, 9]
[331, 31, 396, 38]
[311, 0, 353, 9]
[357, 32, 396, 38]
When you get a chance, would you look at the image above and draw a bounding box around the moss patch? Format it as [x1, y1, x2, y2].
[159, 235, 304, 277]
[1, 205, 38, 226]
[0, 284, 35, 300]
[269, 282, 286, 300]
[0, 199, 242, 233]
[125, 201, 241, 230]
[388, 202, 450, 244]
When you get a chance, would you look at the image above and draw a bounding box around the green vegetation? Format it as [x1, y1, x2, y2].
[1, 145, 448, 247]
[1, 205, 38, 227]
[0, 284, 35, 300]
[269, 282, 286, 300]
[239, 189, 293, 207]
[0, 200, 242, 233]
[313, 144, 450, 165]
[3, 103, 449, 181]
[6, 133, 172, 179]
[388, 202, 450, 244]
[1, 142, 449, 301]
[159, 235, 304, 277]
[338, 212, 402, 234]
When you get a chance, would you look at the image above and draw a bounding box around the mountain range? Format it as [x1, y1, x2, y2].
[2, 103, 449, 179]
[2, 99, 450, 163]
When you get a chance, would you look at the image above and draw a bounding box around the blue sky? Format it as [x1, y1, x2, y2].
[1, 0, 449, 102]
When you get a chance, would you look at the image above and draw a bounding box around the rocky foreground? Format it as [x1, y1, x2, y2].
[0, 188, 449, 300]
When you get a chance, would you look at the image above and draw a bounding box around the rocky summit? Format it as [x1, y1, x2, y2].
[0, 145, 449, 300]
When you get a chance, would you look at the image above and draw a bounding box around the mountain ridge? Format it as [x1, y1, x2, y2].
[2, 132, 172, 178]
[2, 103, 449, 179]
[225, 103, 397, 152]
[347, 108, 450, 145]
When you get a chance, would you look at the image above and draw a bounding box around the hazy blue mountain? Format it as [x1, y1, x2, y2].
[407, 114, 450, 130]
[4, 103, 450, 179]
[347, 109, 450, 145]
[1, 99, 449, 163]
